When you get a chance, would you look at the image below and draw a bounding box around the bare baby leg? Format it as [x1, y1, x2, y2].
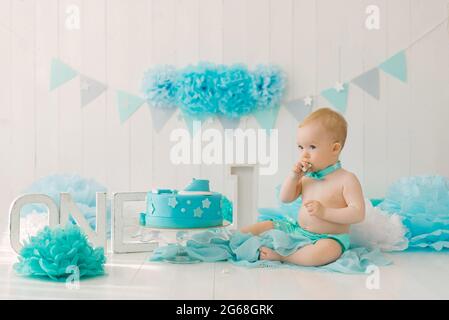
[260, 238, 342, 267]
[240, 221, 274, 236]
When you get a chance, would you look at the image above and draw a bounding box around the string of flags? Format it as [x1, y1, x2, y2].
[50, 49, 407, 132]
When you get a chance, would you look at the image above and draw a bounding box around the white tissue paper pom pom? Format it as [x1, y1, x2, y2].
[350, 199, 409, 251]
[20, 210, 49, 242]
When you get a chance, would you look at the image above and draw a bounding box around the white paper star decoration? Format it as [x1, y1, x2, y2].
[303, 96, 313, 106]
[334, 82, 345, 92]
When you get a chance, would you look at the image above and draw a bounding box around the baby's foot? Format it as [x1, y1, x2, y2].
[259, 247, 283, 261]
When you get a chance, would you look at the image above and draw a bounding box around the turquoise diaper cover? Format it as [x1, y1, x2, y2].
[272, 217, 350, 252]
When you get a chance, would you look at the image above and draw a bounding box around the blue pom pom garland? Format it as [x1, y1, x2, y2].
[141, 62, 286, 119]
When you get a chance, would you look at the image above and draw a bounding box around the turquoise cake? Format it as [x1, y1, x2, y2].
[140, 179, 225, 229]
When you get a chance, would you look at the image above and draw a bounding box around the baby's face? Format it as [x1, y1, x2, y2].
[296, 122, 340, 171]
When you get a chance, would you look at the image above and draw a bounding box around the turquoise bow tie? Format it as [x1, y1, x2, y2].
[305, 161, 342, 180]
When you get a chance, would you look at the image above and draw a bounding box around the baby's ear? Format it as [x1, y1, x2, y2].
[332, 142, 342, 153]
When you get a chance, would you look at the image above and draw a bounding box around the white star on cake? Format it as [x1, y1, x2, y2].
[202, 198, 211, 209]
[193, 207, 203, 218]
[167, 197, 178, 208]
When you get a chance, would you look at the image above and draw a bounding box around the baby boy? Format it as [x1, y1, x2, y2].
[241, 107, 365, 266]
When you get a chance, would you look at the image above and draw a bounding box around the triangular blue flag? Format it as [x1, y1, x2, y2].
[253, 106, 280, 131]
[217, 116, 240, 130]
[284, 98, 313, 122]
[351, 68, 380, 100]
[80, 75, 107, 107]
[180, 111, 209, 137]
[379, 51, 407, 82]
[116, 90, 145, 124]
[321, 84, 349, 114]
[50, 58, 78, 91]
[148, 105, 177, 132]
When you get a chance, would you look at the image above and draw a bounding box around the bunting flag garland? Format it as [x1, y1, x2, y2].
[351, 68, 380, 100]
[48, 48, 407, 127]
[181, 111, 210, 137]
[48, 23, 425, 127]
[253, 106, 281, 131]
[80, 75, 108, 107]
[116, 90, 146, 124]
[321, 83, 349, 114]
[379, 50, 407, 83]
[148, 105, 177, 133]
[284, 97, 314, 122]
[217, 116, 241, 130]
[50, 58, 78, 91]
[43, 15, 449, 130]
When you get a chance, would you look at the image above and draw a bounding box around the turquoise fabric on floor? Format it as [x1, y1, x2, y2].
[150, 229, 392, 274]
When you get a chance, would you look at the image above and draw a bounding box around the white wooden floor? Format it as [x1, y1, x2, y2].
[1, 232, 448, 300]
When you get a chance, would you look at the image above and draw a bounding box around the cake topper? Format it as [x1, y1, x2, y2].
[178, 178, 213, 195]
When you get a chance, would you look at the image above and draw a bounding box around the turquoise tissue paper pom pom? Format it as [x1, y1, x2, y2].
[141, 65, 178, 108]
[176, 62, 220, 116]
[251, 65, 286, 110]
[378, 175, 449, 251]
[14, 224, 106, 281]
[216, 64, 256, 118]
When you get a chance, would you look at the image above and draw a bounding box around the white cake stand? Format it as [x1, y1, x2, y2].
[139, 221, 232, 264]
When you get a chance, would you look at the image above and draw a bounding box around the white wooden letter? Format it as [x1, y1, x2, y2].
[9, 194, 59, 254]
[112, 192, 157, 253]
[60, 192, 107, 248]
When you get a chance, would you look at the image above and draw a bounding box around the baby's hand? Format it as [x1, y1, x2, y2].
[292, 162, 304, 176]
[292, 160, 312, 176]
[303, 200, 325, 218]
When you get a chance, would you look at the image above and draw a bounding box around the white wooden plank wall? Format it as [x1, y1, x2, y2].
[1, 0, 449, 232]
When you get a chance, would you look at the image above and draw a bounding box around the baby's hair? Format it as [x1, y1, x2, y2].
[299, 107, 348, 149]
